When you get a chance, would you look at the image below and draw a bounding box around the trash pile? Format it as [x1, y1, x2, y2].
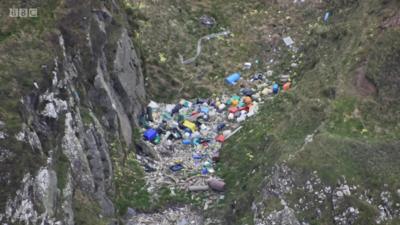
[138, 54, 294, 195]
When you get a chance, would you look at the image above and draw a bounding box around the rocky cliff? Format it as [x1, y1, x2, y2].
[0, 0, 146, 224]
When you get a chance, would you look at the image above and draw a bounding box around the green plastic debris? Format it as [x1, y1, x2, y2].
[153, 136, 161, 144]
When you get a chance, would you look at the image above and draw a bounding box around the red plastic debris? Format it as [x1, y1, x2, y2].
[215, 134, 225, 143]
[228, 107, 239, 113]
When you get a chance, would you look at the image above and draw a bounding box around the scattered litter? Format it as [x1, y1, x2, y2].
[179, 31, 231, 64]
[189, 185, 209, 192]
[139, 58, 286, 197]
[225, 72, 241, 86]
[144, 128, 158, 142]
[283, 36, 295, 46]
[207, 179, 226, 192]
[199, 15, 216, 28]
[273, 83, 280, 94]
[243, 62, 252, 69]
[170, 163, 184, 172]
[323, 11, 331, 23]
[283, 82, 291, 91]
[148, 100, 160, 109]
[280, 74, 290, 82]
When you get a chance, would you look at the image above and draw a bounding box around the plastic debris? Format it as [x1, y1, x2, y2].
[273, 83, 279, 94]
[215, 134, 225, 143]
[283, 82, 291, 91]
[208, 179, 226, 192]
[138, 63, 277, 196]
[199, 15, 216, 27]
[283, 36, 295, 46]
[323, 11, 331, 23]
[189, 185, 209, 192]
[148, 100, 160, 109]
[183, 120, 197, 132]
[170, 163, 184, 172]
[243, 62, 252, 69]
[144, 128, 158, 141]
[225, 72, 241, 85]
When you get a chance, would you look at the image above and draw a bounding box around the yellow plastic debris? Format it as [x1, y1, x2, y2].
[183, 120, 197, 132]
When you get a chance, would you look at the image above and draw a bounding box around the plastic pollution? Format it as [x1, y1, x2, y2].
[183, 120, 197, 132]
[146, 107, 154, 122]
[203, 161, 214, 173]
[199, 15, 216, 28]
[200, 124, 208, 130]
[180, 99, 193, 108]
[225, 72, 241, 85]
[170, 163, 184, 172]
[189, 185, 209, 192]
[231, 95, 241, 101]
[237, 114, 246, 122]
[144, 128, 158, 141]
[283, 82, 291, 91]
[231, 99, 239, 107]
[283, 36, 295, 46]
[200, 106, 209, 114]
[171, 128, 182, 139]
[201, 167, 209, 175]
[215, 134, 225, 143]
[148, 101, 160, 109]
[243, 62, 252, 69]
[228, 113, 235, 120]
[171, 104, 182, 115]
[165, 104, 175, 113]
[262, 87, 271, 95]
[193, 153, 203, 160]
[212, 151, 220, 162]
[222, 130, 232, 137]
[217, 123, 226, 131]
[243, 96, 252, 105]
[207, 179, 225, 191]
[218, 103, 226, 111]
[273, 83, 279, 94]
[153, 136, 161, 144]
[229, 107, 239, 113]
[241, 88, 254, 96]
[323, 11, 331, 23]
[280, 74, 290, 82]
[182, 139, 191, 145]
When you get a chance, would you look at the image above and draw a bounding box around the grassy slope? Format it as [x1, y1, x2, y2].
[132, 0, 304, 101]
[212, 0, 400, 224]
[129, 1, 400, 223]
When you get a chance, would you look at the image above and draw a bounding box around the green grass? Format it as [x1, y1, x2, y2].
[203, 0, 400, 224]
[55, 151, 70, 191]
[73, 190, 109, 225]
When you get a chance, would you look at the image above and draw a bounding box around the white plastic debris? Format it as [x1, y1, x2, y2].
[243, 62, 252, 69]
[283, 36, 295, 46]
[148, 100, 160, 109]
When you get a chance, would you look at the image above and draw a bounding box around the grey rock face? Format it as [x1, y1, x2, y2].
[0, 1, 146, 224]
[113, 29, 146, 125]
[264, 207, 301, 225]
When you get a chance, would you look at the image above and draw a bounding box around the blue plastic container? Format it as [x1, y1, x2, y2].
[170, 164, 184, 172]
[200, 106, 209, 114]
[272, 83, 279, 94]
[143, 128, 158, 141]
[201, 167, 209, 175]
[225, 72, 241, 85]
[182, 139, 192, 145]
